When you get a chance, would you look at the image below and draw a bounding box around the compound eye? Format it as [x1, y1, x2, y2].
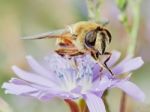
[85, 30, 97, 47]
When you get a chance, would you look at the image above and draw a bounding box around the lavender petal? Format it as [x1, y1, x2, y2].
[12, 66, 57, 88]
[112, 57, 144, 75]
[83, 93, 106, 112]
[107, 50, 121, 67]
[2, 83, 38, 95]
[114, 80, 145, 102]
[26, 56, 56, 80]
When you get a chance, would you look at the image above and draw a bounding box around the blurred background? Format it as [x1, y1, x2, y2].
[0, 0, 150, 112]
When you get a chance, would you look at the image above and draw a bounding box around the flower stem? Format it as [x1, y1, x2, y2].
[103, 90, 110, 112]
[118, 1, 142, 112]
[65, 99, 80, 112]
[127, 0, 141, 56]
[79, 99, 89, 112]
[119, 92, 126, 112]
[86, 0, 107, 24]
[65, 99, 89, 112]
[86, 0, 101, 21]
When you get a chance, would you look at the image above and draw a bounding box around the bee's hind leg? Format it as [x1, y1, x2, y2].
[55, 48, 84, 57]
[103, 52, 114, 76]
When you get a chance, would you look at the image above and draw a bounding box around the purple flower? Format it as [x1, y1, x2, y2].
[2, 51, 145, 112]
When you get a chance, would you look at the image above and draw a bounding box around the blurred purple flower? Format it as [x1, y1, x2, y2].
[2, 51, 145, 112]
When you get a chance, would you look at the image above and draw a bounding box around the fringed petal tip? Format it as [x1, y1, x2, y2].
[115, 81, 146, 102]
[139, 92, 146, 103]
[12, 55, 38, 70]
[1, 83, 13, 95]
[26, 55, 33, 59]
[112, 51, 121, 59]
[1, 82, 7, 89]
[111, 56, 144, 76]
[26, 55, 33, 60]
[8, 78, 18, 83]
[11, 65, 18, 72]
[136, 57, 144, 66]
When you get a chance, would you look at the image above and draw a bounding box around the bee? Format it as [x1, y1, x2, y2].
[23, 21, 114, 75]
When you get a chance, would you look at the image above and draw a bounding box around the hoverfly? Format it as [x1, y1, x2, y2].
[23, 21, 114, 75]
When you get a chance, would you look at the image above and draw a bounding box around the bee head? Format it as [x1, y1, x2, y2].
[84, 26, 112, 54]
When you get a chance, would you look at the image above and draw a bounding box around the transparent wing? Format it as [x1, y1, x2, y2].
[22, 29, 70, 40]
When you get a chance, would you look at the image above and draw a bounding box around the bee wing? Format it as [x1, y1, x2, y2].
[22, 29, 70, 40]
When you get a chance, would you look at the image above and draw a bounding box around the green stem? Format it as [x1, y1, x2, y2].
[103, 90, 111, 112]
[118, 0, 141, 56]
[119, 1, 141, 112]
[86, 0, 103, 22]
[127, 0, 141, 56]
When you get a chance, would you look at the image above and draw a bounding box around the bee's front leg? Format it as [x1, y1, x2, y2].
[103, 52, 114, 76]
[90, 51, 104, 73]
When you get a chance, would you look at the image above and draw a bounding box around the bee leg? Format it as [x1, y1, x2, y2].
[55, 48, 84, 57]
[69, 52, 84, 56]
[103, 52, 114, 76]
[91, 51, 99, 60]
[97, 62, 104, 72]
[91, 51, 104, 72]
